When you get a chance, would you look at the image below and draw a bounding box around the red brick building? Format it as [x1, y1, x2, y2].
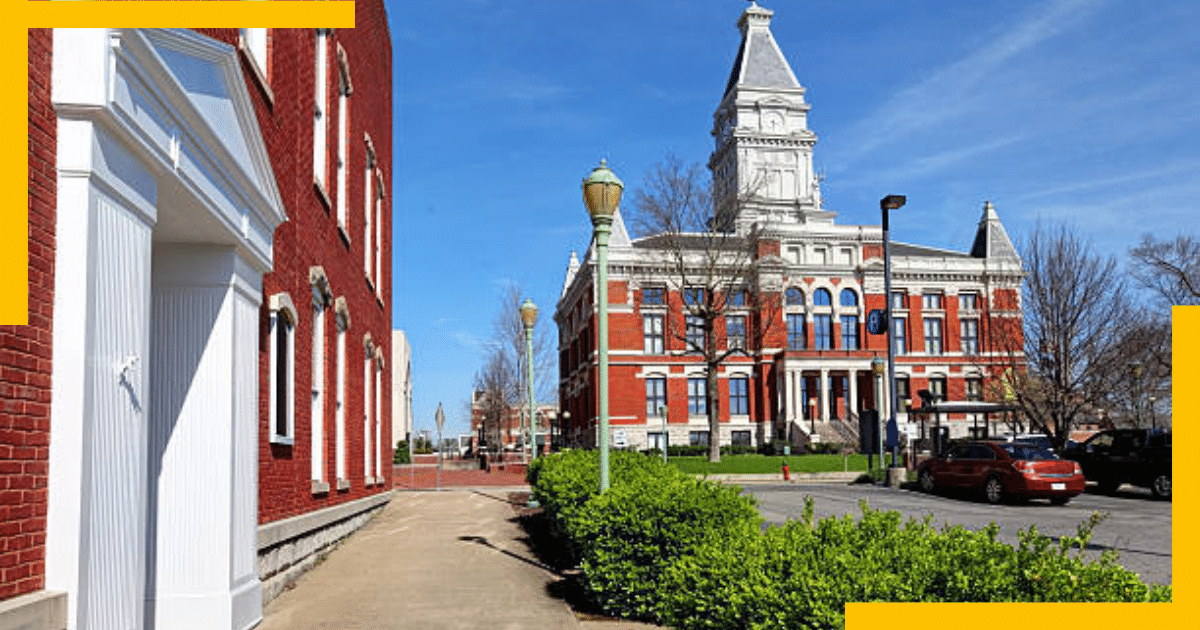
[3, 10, 392, 629]
[555, 4, 1024, 453]
[469, 389, 559, 454]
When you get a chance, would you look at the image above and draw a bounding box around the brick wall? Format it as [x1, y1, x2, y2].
[0, 28, 55, 602]
[197, 4, 394, 527]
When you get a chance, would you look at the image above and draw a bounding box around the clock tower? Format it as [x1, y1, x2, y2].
[710, 1, 830, 233]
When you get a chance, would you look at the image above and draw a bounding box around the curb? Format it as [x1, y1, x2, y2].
[700, 471, 863, 484]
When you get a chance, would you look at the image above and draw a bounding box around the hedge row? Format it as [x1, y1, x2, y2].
[527, 451, 1170, 630]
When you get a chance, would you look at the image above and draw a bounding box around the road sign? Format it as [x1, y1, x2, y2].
[866, 309, 887, 335]
[613, 429, 628, 448]
[435, 403, 445, 432]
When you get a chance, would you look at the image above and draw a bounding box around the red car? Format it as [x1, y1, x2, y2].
[917, 441, 1085, 505]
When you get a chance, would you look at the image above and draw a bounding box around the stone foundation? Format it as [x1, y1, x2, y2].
[257, 491, 393, 604]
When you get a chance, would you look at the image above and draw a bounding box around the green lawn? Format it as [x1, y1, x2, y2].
[669, 453, 869, 475]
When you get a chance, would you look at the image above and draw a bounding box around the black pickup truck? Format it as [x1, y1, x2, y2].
[1061, 428, 1171, 499]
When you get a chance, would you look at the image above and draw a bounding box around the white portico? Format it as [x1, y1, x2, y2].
[47, 29, 286, 630]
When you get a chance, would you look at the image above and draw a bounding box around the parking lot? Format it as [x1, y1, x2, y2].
[746, 483, 1171, 585]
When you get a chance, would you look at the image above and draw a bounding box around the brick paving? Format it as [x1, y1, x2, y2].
[392, 464, 530, 490]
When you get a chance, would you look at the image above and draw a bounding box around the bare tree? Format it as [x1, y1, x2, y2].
[471, 281, 557, 454]
[627, 155, 778, 463]
[1130, 233, 1200, 306]
[994, 223, 1135, 449]
[472, 349, 512, 453]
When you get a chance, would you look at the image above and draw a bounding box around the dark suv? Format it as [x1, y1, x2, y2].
[1061, 429, 1171, 499]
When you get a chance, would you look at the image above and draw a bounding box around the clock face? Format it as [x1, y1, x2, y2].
[867, 309, 888, 335]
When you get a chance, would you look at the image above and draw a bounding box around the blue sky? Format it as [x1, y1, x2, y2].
[388, 0, 1200, 438]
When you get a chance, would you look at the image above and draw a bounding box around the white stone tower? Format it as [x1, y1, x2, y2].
[710, 1, 831, 233]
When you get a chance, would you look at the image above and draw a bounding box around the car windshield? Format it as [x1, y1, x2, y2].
[1000, 444, 1056, 460]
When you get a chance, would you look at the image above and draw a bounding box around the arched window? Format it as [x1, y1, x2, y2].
[785, 287, 804, 306]
[840, 288, 858, 307]
[814, 288, 832, 306]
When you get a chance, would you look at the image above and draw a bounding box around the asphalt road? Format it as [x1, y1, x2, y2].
[745, 483, 1172, 586]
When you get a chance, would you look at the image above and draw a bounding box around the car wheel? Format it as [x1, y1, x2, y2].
[1151, 474, 1171, 499]
[984, 477, 1005, 504]
[1049, 496, 1070, 506]
[919, 470, 935, 493]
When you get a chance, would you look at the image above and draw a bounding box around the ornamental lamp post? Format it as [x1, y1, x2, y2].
[583, 159, 624, 492]
[871, 357, 886, 472]
[1148, 396, 1157, 430]
[561, 411, 571, 448]
[520, 298, 538, 462]
[1130, 360, 1144, 428]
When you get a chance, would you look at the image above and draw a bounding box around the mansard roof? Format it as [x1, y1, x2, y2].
[969, 201, 1020, 260]
[723, 2, 801, 97]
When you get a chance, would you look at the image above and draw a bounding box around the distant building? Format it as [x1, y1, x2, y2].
[392, 329, 413, 449]
[555, 3, 1024, 453]
[3, 9, 394, 629]
[470, 390, 560, 453]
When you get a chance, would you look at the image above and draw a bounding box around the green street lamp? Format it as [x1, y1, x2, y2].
[583, 159, 624, 492]
[880, 195, 906, 469]
[1130, 360, 1144, 428]
[520, 298, 538, 462]
[871, 357, 886, 472]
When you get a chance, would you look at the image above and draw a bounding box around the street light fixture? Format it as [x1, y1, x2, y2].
[880, 195, 906, 469]
[583, 159, 624, 492]
[520, 298, 538, 462]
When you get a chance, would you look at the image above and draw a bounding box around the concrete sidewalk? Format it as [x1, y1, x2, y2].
[257, 489, 658, 630]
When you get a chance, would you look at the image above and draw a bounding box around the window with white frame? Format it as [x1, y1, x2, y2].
[310, 282, 329, 487]
[840, 315, 859, 350]
[688, 377, 707, 415]
[892, 316, 907, 355]
[958, 292, 979, 311]
[729, 377, 749, 415]
[335, 46, 352, 234]
[335, 299, 350, 486]
[726, 314, 746, 350]
[960, 319, 979, 355]
[689, 431, 710, 446]
[374, 178, 384, 298]
[312, 29, 329, 192]
[965, 377, 983, 401]
[363, 337, 373, 484]
[922, 292, 943, 310]
[685, 315, 705, 352]
[645, 376, 666, 417]
[924, 318, 943, 354]
[813, 314, 832, 350]
[240, 28, 268, 81]
[363, 138, 375, 282]
[374, 354, 383, 480]
[643, 314, 664, 354]
[785, 287, 804, 306]
[684, 287, 705, 306]
[787, 313, 805, 350]
[642, 286, 665, 305]
[731, 430, 751, 446]
[269, 293, 296, 444]
[929, 377, 946, 402]
[891, 291, 907, 310]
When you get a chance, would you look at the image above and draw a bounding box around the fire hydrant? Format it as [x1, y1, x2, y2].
[782, 460, 790, 481]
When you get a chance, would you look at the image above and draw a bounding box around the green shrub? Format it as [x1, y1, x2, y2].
[569, 472, 761, 623]
[392, 440, 411, 464]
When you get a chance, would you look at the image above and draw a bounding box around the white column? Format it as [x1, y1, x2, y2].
[147, 244, 263, 630]
[47, 124, 156, 630]
[848, 369, 858, 418]
[819, 368, 830, 422]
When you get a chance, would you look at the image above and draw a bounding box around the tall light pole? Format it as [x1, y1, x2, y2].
[520, 298, 538, 461]
[880, 195, 906, 469]
[583, 159, 623, 492]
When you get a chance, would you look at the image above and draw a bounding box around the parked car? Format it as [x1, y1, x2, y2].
[917, 441, 1085, 505]
[1061, 428, 1171, 499]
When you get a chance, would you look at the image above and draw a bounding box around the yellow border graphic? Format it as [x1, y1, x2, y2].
[5, 1, 353, 325]
[7, 2, 1191, 629]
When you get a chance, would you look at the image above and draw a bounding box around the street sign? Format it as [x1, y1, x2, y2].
[613, 429, 628, 448]
[866, 309, 887, 335]
[435, 403, 445, 433]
